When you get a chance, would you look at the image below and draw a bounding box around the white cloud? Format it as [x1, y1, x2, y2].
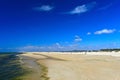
[69, 5, 88, 14]
[68, 2, 96, 15]
[55, 43, 64, 49]
[94, 29, 116, 35]
[34, 5, 53, 11]
[87, 32, 91, 35]
[74, 35, 82, 42]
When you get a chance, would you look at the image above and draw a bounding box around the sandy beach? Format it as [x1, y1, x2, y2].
[20, 52, 120, 80]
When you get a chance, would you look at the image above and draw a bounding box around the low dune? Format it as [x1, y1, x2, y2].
[21, 52, 120, 80]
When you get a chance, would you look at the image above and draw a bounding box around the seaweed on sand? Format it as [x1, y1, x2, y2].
[37, 62, 49, 80]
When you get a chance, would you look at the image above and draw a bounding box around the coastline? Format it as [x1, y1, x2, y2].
[20, 52, 120, 80]
[19, 54, 49, 80]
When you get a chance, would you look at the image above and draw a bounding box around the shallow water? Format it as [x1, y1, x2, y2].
[0, 53, 27, 80]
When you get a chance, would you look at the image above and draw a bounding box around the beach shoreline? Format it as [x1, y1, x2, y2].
[19, 54, 49, 80]
[20, 52, 120, 80]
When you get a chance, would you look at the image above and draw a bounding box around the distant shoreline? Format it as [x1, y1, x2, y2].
[23, 51, 120, 57]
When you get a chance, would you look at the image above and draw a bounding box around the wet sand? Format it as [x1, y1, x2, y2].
[21, 52, 120, 80]
[19, 55, 41, 80]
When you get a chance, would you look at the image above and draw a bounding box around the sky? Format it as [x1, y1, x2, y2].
[0, 0, 120, 52]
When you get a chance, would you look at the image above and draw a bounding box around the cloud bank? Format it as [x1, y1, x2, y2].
[16, 44, 79, 52]
[12, 35, 82, 52]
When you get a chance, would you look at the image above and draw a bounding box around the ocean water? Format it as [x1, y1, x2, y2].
[0, 53, 26, 80]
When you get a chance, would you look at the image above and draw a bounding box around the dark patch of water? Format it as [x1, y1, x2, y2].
[0, 53, 26, 80]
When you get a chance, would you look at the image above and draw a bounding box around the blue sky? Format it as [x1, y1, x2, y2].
[0, 0, 120, 52]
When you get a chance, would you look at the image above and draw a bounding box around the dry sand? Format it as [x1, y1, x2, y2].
[21, 52, 120, 80]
